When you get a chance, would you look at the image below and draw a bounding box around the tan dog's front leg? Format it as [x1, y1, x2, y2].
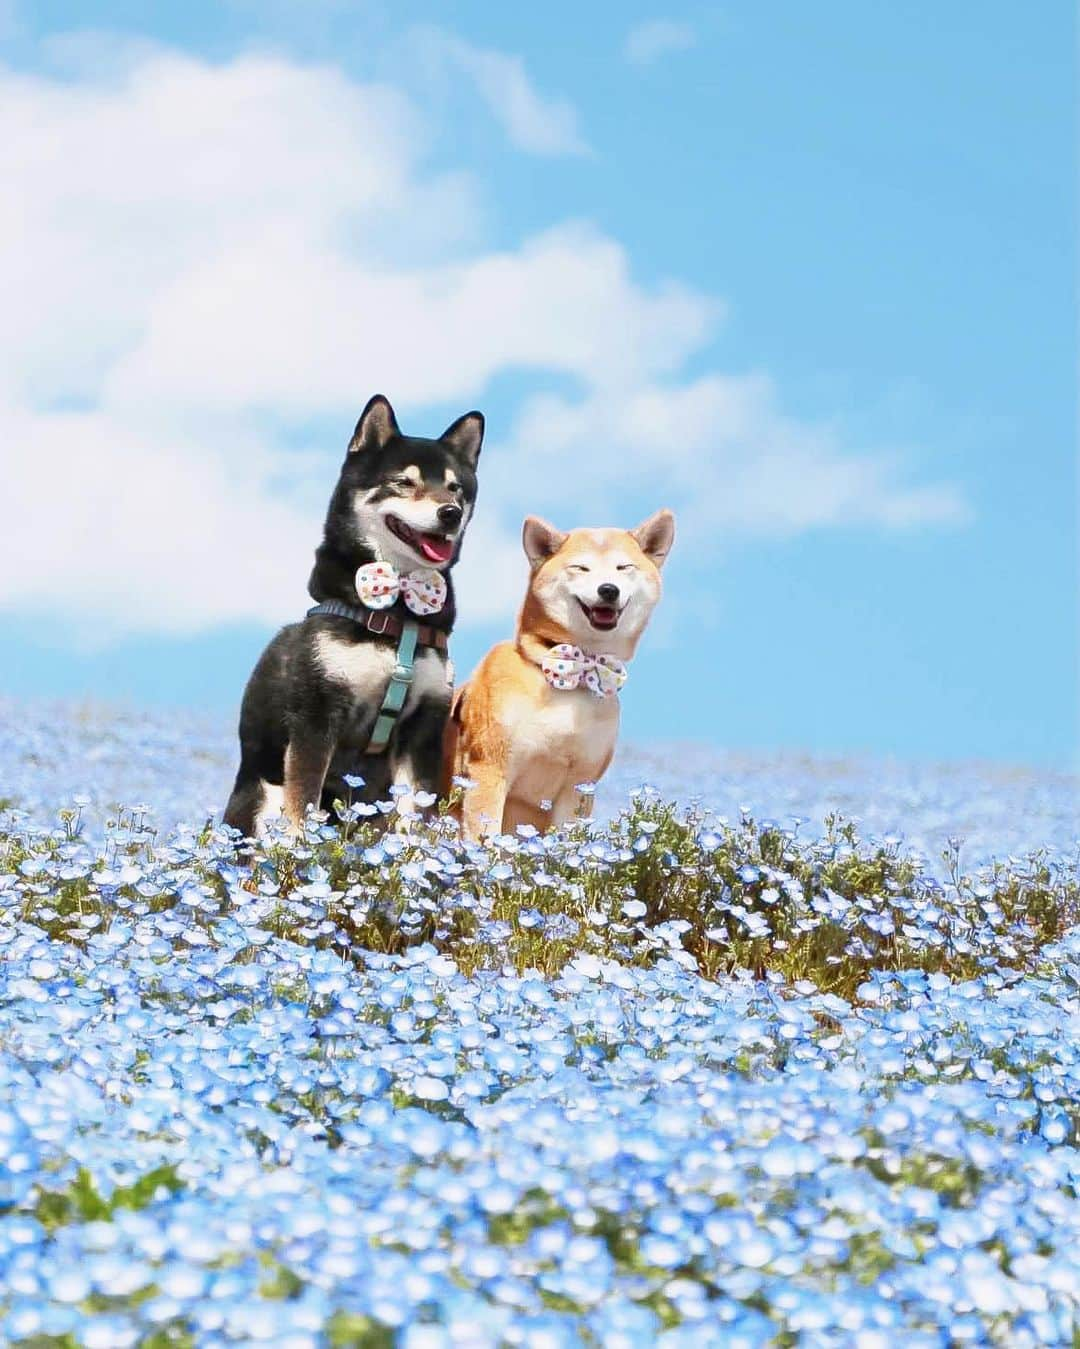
[460, 762, 509, 841]
[283, 733, 334, 833]
[550, 783, 594, 831]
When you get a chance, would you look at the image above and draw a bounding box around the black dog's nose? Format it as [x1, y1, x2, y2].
[597, 582, 620, 603]
[437, 503, 463, 529]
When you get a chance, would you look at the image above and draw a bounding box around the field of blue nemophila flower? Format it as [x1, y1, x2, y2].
[1, 700, 1079, 1348]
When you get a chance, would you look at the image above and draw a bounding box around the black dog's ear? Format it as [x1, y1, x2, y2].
[630, 508, 676, 568]
[522, 515, 567, 568]
[349, 395, 400, 454]
[440, 411, 485, 468]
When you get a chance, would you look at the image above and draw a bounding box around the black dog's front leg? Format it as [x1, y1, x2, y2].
[283, 723, 335, 831]
[390, 695, 450, 822]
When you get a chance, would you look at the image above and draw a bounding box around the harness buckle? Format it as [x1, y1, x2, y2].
[391, 662, 414, 684]
[366, 609, 392, 636]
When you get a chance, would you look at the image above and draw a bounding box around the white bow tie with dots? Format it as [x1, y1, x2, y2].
[540, 643, 628, 698]
[354, 562, 447, 617]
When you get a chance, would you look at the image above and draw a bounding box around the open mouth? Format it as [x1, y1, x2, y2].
[577, 599, 621, 632]
[386, 514, 456, 565]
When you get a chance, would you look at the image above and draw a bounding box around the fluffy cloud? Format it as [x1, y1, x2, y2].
[0, 42, 964, 639]
[410, 29, 589, 157]
[0, 407, 314, 632]
[498, 375, 967, 536]
[623, 20, 696, 67]
[103, 223, 713, 419]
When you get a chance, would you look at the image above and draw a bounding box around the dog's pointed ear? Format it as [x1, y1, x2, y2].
[441, 410, 484, 468]
[631, 508, 675, 568]
[522, 516, 567, 568]
[348, 395, 400, 455]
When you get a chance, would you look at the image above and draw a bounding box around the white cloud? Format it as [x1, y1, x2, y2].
[0, 407, 315, 633]
[102, 223, 714, 418]
[0, 41, 965, 640]
[623, 20, 696, 67]
[412, 30, 589, 157]
[496, 375, 969, 536]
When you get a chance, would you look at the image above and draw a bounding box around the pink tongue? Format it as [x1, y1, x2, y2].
[419, 533, 454, 564]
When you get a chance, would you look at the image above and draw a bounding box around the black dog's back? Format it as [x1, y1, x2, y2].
[224, 625, 296, 837]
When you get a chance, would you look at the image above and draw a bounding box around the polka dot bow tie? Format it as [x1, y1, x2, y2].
[354, 562, 447, 617]
[540, 643, 628, 699]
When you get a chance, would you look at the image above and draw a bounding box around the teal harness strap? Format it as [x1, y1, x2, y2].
[366, 619, 419, 754]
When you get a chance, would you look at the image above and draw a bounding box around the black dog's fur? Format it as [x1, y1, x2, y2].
[224, 395, 483, 837]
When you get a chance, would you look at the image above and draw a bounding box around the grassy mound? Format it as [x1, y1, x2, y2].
[5, 791, 1077, 1001]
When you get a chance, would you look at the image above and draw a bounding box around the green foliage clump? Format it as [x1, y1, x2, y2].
[3, 791, 1078, 1001]
[32, 1165, 185, 1233]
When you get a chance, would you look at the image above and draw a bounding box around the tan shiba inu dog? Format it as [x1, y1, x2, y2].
[446, 509, 675, 838]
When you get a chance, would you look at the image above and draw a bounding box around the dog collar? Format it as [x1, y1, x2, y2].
[306, 601, 448, 652]
[540, 642, 627, 699]
[355, 562, 447, 616]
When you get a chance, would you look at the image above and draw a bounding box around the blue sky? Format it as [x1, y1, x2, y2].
[0, 2, 1074, 769]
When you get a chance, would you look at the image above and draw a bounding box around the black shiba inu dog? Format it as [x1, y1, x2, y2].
[224, 395, 484, 838]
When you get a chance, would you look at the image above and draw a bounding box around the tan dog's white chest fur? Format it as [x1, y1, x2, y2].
[503, 685, 618, 806]
[446, 508, 674, 839]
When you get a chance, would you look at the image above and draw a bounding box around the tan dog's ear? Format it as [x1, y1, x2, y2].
[522, 516, 567, 568]
[631, 509, 675, 567]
